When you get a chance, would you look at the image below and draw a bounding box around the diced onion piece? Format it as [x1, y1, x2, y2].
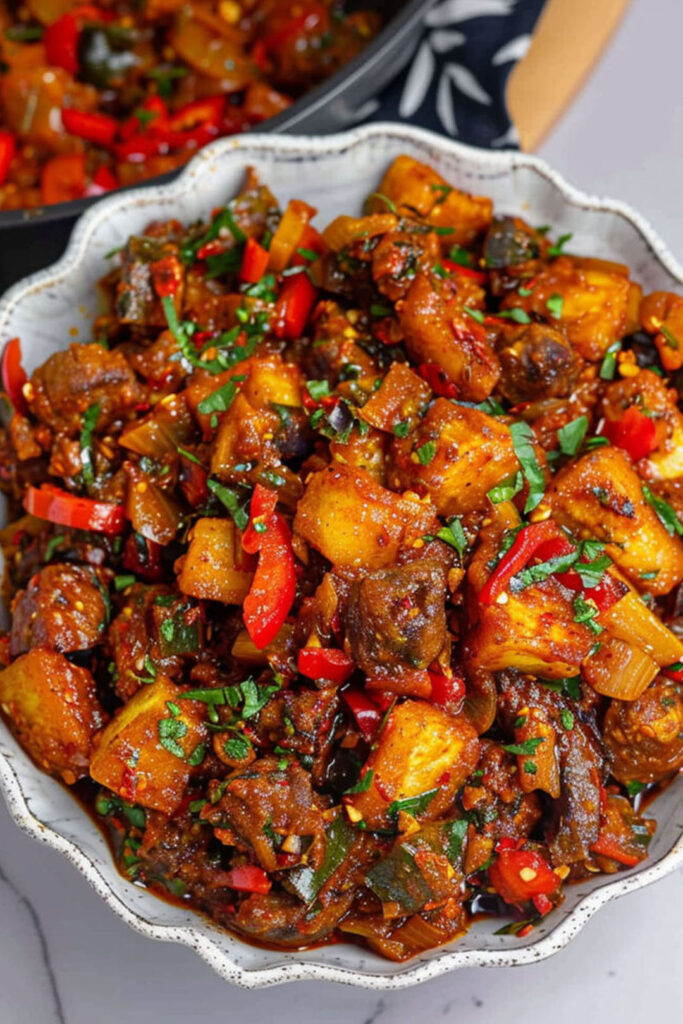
[599, 590, 683, 666]
[582, 636, 659, 701]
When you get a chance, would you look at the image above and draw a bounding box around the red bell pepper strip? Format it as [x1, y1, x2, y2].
[1, 337, 27, 415]
[297, 647, 356, 684]
[163, 96, 225, 151]
[242, 489, 296, 649]
[85, 165, 119, 196]
[429, 669, 465, 708]
[600, 405, 658, 462]
[224, 864, 271, 894]
[663, 660, 683, 683]
[240, 237, 270, 284]
[417, 362, 458, 399]
[24, 483, 125, 535]
[441, 258, 487, 285]
[41, 153, 86, 205]
[114, 134, 166, 163]
[0, 132, 15, 187]
[488, 848, 561, 906]
[44, 14, 80, 74]
[342, 689, 382, 740]
[149, 254, 183, 299]
[479, 520, 562, 605]
[274, 271, 318, 340]
[590, 834, 640, 868]
[242, 484, 278, 553]
[62, 108, 118, 148]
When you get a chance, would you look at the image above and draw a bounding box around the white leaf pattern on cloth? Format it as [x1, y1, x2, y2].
[429, 29, 466, 53]
[399, 40, 436, 119]
[436, 69, 458, 136]
[426, 0, 518, 28]
[446, 62, 492, 105]
[492, 33, 532, 64]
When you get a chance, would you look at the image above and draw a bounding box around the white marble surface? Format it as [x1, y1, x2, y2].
[2, 0, 683, 1018]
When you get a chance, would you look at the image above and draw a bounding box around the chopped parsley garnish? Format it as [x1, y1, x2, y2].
[306, 379, 331, 402]
[464, 306, 485, 324]
[207, 479, 250, 530]
[435, 517, 467, 557]
[559, 709, 575, 731]
[79, 401, 100, 490]
[488, 471, 523, 504]
[510, 420, 546, 512]
[344, 769, 374, 795]
[496, 307, 531, 324]
[416, 440, 436, 465]
[393, 419, 411, 438]
[223, 734, 252, 761]
[642, 485, 683, 536]
[547, 232, 572, 257]
[573, 593, 604, 634]
[546, 293, 564, 319]
[599, 341, 621, 380]
[197, 375, 245, 416]
[558, 415, 588, 456]
[502, 737, 545, 757]
[387, 787, 439, 819]
[443, 819, 468, 862]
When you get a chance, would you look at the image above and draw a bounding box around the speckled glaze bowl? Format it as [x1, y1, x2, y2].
[0, 124, 682, 988]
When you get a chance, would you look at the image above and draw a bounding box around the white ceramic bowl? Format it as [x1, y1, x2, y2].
[1, 124, 682, 989]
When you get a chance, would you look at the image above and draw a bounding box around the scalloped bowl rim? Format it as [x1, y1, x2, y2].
[1, 123, 682, 989]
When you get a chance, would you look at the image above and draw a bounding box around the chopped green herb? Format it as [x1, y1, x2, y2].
[393, 419, 411, 438]
[79, 401, 101, 491]
[464, 306, 485, 324]
[599, 341, 621, 380]
[558, 415, 588, 456]
[659, 324, 680, 350]
[642, 485, 683, 536]
[44, 535, 65, 561]
[560, 709, 575, 731]
[223, 734, 252, 761]
[387, 787, 439, 819]
[448, 244, 475, 267]
[177, 446, 206, 467]
[436, 517, 467, 558]
[4, 24, 44, 41]
[502, 737, 545, 757]
[158, 715, 188, 760]
[546, 293, 564, 319]
[510, 420, 545, 513]
[113, 574, 136, 592]
[573, 593, 604, 634]
[366, 191, 397, 214]
[518, 285, 534, 297]
[497, 307, 531, 324]
[626, 780, 647, 797]
[416, 440, 436, 465]
[443, 819, 468, 862]
[187, 742, 207, 767]
[197, 375, 245, 416]
[344, 769, 375, 795]
[430, 183, 452, 200]
[523, 760, 537, 775]
[548, 232, 572, 257]
[370, 303, 392, 317]
[488, 471, 523, 504]
[306, 379, 331, 402]
[207, 479, 250, 530]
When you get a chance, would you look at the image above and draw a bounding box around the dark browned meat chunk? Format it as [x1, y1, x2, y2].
[10, 563, 109, 656]
[346, 559, 448, 677]
[202, 756, 326, 872]
[496, 323, 581, 404]
[233, 890, 352, 948]
[27, 342, 143, 436]
[603, 677, 683, 784]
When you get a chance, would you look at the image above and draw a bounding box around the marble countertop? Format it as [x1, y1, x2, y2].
[1, 0, 682, 1019]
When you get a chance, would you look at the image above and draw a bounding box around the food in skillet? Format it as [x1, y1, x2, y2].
[2, 155, 683, 959]
[0, 0, 379, 210]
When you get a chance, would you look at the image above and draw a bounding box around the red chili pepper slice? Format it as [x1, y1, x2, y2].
[114, 134, 166, 163]
[224, 864, 271, 894]
[162, 96, 225, 151]
[25, 483, 125, 535]
[1, 337, 27, 414]
[242, 490, 296, 649]
[44, 14, 80, 74]
[240, 237, 270, 284]
[0, 132, 15, 187]
[297, 648, 356, 684]
[441, 258, 487, 285]
[417, 362, 458, 399]
[149, 254, 183, 299]
[342, 689, 382, 740]
[41, 153, 86, 205]
[274, 271, 318, 340]
[600, 405, 658, 462]
[534, 535, 625, 612]
[429, 669, 465, 709]
[85, 165, 119, 196]
[62, 108, 118, 148]
[119, 95, 169, 142]
[488, 848, 561, 906]
[479, 520, 562, 605]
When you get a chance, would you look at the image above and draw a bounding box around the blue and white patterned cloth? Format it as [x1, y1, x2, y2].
[364, 0, 547, 149]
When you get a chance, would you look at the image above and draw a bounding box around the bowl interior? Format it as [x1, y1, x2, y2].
[1, 126, 682, 988]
